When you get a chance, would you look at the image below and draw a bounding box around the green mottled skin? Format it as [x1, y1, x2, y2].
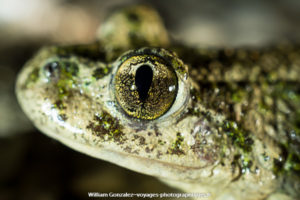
[16, 5, 299, 200]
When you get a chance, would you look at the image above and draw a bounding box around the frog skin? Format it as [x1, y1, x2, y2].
[16, 6, 300, 200]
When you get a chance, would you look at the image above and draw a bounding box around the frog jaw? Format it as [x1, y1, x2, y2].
[30, 110, 233, 185]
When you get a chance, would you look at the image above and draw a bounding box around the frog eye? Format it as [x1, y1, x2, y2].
[43, 60, 79, 81]
[113, 48, 188, 120]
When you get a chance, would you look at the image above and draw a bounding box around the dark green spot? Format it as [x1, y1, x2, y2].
[58, 114, 67, 121]
[49, 61, 79, 99]
[87, 111, 125, 143]
[284, 152, 300, 171]
[271, 82, 300, 176]
[51, 100, 67, 121]
[24, 67, 39, 87]
[52, 100, 66, 110]
[223, 121, 253, 152]
[44, 61, 79, 80]
[190, 88, 201, 102]
[92, 67, 111, 80]
[158, 140, 166, 145]
[232, 89, 246, 103]
[168, 132, 185, 155]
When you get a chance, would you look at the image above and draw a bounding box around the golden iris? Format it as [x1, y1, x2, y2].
[114, 48, 178, 120]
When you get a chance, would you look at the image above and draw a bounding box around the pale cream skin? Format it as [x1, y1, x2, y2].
[16, 6, 299, 200]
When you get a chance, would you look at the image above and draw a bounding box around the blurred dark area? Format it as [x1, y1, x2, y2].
[1, 0, 300, 199]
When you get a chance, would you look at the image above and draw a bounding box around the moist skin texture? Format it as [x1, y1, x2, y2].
[16, 5, 300, 200]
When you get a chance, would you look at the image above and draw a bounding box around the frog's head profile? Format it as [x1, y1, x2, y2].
[16, 43, 221, 182]
[16, 5, 297, 199]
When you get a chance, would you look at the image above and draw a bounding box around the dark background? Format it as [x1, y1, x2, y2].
[1, 0, 300, 199]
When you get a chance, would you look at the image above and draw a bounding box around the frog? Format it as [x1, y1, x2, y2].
[15, 5, 300, 200]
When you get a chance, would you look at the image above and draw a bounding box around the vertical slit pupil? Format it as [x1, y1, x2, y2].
[135, 65, 153, 101]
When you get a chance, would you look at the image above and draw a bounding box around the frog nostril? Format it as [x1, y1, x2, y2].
[44, 61, 60, 78]
[135, 65, 153, 102]
[43, 61, 79, 81]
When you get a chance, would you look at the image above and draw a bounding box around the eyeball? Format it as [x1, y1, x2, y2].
[112, 48, 189, 121]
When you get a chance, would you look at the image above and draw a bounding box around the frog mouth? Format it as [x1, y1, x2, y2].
[33, 118, 211, 182]
[60, 134, 211, 182]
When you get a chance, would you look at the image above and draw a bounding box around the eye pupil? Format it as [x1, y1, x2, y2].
[135, 65, 153, 102]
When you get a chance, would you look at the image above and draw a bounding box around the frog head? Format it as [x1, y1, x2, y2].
[16, 5, 285, 198]
[16, 43, 227, 181]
